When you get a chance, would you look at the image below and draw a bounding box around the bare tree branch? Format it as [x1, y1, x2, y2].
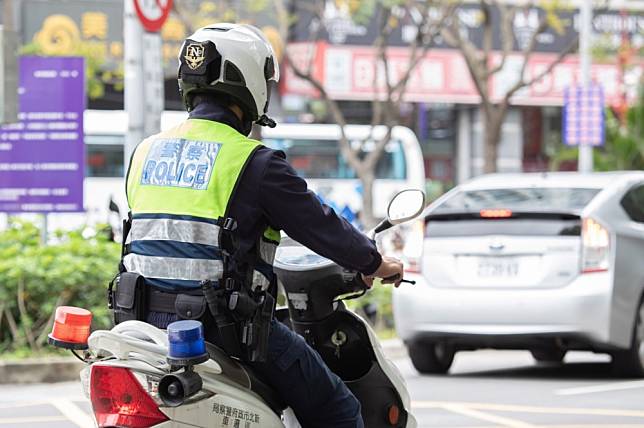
[504, 35, 579, 102]
[486, 3, 515, 77]
[482, 0, 494, 68]
[277, 0, 455, 224]
[442, 18, 490, 105]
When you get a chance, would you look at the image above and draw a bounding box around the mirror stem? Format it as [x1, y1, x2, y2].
[373, 219, 392, 235]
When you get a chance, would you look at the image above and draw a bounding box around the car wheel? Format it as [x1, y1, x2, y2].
[611, 300, 644, 378]
[530, 349, 566, 364]
[407, 341, 455, 374]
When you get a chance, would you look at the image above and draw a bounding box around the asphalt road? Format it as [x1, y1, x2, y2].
[1, 350, 644, 427]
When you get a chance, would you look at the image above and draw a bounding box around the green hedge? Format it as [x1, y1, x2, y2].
[0, 219, 397, 356]
[0, 220, 120, 355]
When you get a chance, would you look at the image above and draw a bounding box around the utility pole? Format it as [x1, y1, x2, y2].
[1, 0, 19, 125]
[123, 0, 166, 173]
[578, 0, 593, 173]
[124, 0, 145, 171]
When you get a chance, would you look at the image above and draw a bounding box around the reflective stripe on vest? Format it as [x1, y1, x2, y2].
[251, 227, 281, 291]
[126, 217, 221, 247]
[125, 120, 271, 291]
[123, 253, 223, 281]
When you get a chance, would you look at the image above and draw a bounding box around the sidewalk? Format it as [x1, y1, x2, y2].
[0, 339, 407, 384]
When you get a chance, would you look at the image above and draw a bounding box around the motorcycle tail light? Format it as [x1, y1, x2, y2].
[581, 217, 611, 273]
[387, 404, 400, 425]
[90, 366, 168, 428]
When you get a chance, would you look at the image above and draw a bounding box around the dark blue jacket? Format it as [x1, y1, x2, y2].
[190, 100, 382, 276]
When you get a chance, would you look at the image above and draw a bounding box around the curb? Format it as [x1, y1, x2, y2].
[0, 357, 84, 384]
[0, 339, 408, 385]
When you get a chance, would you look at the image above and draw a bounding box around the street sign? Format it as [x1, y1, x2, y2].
[133, 0, 172, 33]
[0, 56, 85, 213]
[563, 84, 605, 147]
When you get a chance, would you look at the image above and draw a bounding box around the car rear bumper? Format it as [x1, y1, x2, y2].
[393, 271, 616, 349]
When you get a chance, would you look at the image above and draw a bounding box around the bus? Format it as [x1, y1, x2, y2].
[40, 110, 425, 231]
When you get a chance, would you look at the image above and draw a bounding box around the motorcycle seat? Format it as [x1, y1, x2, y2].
[205, 342, 286, 414]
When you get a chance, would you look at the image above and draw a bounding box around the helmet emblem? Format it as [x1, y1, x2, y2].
[184, 43, 206, 70]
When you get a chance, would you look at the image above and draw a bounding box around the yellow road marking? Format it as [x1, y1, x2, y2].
[50, 399, 95, 428]
[0, 416, 68, 424]
[556, 380, 644, 396]
[412, 401, 644, 418]
[441, 403, 537, 428]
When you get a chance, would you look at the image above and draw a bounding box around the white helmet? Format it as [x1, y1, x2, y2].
[178, 23, 280, 130]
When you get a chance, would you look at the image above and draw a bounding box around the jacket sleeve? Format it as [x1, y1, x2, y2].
[258, 151, 382, 275]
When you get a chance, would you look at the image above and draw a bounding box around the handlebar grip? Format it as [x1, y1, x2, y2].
[383, 273, 401, 282]
[382, 273, 415, 285]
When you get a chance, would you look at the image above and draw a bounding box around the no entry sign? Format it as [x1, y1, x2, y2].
[133, 0, 173, 33]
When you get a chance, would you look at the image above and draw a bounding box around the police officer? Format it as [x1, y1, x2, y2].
[120, 23, 404, 428]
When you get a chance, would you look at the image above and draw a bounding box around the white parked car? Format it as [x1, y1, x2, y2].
[394, 172, 644, 376]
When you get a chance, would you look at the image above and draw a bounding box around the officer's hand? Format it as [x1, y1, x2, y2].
[362, 256, 404, 288]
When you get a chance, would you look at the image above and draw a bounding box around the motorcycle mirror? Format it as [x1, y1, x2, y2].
[370, 189, 426, 237]
[387, 189, 426, 225]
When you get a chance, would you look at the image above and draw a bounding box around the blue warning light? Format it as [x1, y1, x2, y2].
[167, 320, 207, 360]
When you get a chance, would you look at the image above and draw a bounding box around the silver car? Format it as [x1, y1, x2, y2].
[393, 172, 644, 376]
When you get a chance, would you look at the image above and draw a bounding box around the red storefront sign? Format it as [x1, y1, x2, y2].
[283, 42, 642, 107]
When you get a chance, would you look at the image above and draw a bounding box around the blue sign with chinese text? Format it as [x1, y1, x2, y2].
[0, 56, 85, 213]
[563, 85, 605, 147]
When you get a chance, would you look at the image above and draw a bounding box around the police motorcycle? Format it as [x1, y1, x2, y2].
[47, 189, 424, 428]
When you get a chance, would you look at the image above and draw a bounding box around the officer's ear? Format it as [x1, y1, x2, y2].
[228, 103, 244, 122]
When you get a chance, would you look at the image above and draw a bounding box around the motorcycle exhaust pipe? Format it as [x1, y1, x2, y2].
[158, 369, 203, 407]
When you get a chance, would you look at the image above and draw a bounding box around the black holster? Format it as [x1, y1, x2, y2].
[108, 272, 147, 324]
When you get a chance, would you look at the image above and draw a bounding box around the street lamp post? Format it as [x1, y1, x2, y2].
[578, 0, 593, 173]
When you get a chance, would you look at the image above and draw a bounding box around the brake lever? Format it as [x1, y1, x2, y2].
[383, 273, 416, 285]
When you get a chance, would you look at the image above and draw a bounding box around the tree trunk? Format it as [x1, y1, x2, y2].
[359, 170, 376, 228]
[483, 106, 504, 174]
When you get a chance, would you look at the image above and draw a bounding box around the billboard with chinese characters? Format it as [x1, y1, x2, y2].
[283, 43, 643, 107]
[0, 56, 85, 213]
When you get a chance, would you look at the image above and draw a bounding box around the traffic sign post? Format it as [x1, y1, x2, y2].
[563, 84, 605, 148]
[124, 0, 172, 172]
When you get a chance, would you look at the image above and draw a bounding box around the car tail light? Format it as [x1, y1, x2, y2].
[480, 208, 512, 218]
[404, 220, 424, 273]
[90, 366, 169, 428]
[581, 217, 610, 273]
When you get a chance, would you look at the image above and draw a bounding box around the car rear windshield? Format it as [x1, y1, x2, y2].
[426, 218, 582, 237]
[433, 187, 601, 214]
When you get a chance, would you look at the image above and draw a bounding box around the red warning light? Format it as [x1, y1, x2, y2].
[480, 209, 513, 218]
[387, 404, 400, 425]
[49, 306, 92, 347]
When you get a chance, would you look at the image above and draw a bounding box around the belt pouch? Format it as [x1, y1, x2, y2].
[113, 272, 147, 324]
[175, 294, 207, 320]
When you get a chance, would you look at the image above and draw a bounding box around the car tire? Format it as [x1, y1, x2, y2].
[611, 300, 644, 378]
[530, 349, 566, 364]
[407, 341, 455, 374]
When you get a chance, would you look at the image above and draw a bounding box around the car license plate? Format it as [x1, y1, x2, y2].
[477, 257, 519, 278]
